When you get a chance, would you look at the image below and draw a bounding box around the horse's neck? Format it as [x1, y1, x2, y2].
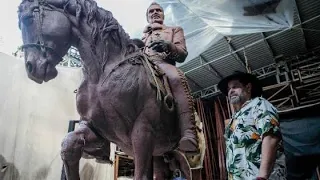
[70, 6, 131, 83]
[76, 37, 126, 83]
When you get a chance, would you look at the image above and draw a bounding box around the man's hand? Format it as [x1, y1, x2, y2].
[149, 40, 172, 53]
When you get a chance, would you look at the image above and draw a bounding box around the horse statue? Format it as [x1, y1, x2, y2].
[18, 0, 205, 179]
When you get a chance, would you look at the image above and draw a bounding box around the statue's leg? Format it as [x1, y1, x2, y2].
[60, 121, 104, 180]
[154, 156, 171, 180]
[157, 63, 198, 155]
[132, 113, 155, 180]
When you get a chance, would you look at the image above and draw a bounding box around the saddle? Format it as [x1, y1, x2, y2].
[126, 51, 175, 112]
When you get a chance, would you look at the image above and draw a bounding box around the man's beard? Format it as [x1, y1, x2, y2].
[229, 95, 243, 104]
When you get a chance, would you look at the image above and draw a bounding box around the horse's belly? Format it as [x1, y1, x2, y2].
[96, 65, 147, 136]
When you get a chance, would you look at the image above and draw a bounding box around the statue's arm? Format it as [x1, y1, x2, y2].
[168, 27, 188, 63]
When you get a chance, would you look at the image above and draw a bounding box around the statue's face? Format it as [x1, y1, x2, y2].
[147, 4, 164, 24]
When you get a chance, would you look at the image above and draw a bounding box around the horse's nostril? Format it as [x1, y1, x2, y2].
[26, 61, 33, 73]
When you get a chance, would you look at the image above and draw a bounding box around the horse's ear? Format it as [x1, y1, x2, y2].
[46, 0, 78, 15]
[46, 0, 66, 8]
[46, 0, 77, 12]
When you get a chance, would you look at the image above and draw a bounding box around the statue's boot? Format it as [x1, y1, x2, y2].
[157, 63, 199, 155]
[173, 70, 199, 155]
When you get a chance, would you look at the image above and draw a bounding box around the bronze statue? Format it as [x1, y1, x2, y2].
[142, 2, 198, 155]
[18, 0, 202, 179]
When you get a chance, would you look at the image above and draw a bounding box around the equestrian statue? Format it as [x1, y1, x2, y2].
[18, 0, 205, 179]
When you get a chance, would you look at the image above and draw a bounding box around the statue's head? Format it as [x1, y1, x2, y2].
[18, 0, 73, 84]
[146, 2, 164, 24]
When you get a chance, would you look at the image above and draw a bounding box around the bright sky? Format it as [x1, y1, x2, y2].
[0, 0, 151, 56]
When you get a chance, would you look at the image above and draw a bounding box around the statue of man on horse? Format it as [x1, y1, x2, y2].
[18, 0, 204, 179]
[141, 2, 199, 155]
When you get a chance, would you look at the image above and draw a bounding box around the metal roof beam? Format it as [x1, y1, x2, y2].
[261, 32, 275, 58]
[192, 63, 283, 98]
[199, 55, 223, 79]
[294, 0, 308, 50]
[224, 36, 247, 69]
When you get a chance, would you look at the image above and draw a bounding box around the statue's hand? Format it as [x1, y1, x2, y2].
[149, 40, 172, 53]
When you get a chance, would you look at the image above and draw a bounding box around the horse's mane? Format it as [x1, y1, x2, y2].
[64, 0, 135, 55]
[18, 0, 136, 56]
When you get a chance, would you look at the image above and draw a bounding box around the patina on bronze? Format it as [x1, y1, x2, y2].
[18, 0, 199, 179]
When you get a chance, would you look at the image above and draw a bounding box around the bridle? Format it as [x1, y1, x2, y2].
[20, 0, 63, 58]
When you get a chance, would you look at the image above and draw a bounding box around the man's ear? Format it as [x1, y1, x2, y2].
[246, 83, 252, 93]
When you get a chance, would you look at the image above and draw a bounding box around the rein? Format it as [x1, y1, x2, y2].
[20, 0, 62, 58]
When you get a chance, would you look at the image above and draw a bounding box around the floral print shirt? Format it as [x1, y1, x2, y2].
[225, 97, 286, 180]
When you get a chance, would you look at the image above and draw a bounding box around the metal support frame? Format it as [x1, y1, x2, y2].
[292, 60, 320, 105]
[193, 52, 320, 113]
[291, 61, 320, 82]
[184, 15, 320, 75]
[192, 84, 219, 99]
[253, 63, 277, 78]
[264, 82, 295, 110]
[192, 62, 282, 98]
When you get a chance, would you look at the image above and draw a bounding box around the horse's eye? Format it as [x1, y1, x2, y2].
[22, 15, 34, 25]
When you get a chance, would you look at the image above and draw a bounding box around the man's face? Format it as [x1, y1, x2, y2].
[227, 79, 251, 105]
[147, 4, 164, 24]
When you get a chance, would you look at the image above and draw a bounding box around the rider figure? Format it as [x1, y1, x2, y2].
[141, 2, 199, 154]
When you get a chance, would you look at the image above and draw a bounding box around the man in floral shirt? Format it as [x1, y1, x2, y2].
[218, 71, 286, 180]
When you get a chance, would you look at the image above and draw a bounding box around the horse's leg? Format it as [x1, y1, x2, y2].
[60, 121, 103, 180]
[154, 156, 171, 180]
[132, 114, 155, 180]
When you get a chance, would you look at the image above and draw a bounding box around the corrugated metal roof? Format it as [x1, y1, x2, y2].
[179, 1, 320, 94]
[264, 28, 307, 56]
[229, 33, 274, 70]
[297, 0, 320, 49]
[213, 56, 246, 78]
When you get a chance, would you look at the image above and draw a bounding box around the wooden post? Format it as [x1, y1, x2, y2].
[114, 155, 119, 180]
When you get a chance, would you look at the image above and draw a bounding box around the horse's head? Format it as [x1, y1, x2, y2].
[18, 0, 73, 83]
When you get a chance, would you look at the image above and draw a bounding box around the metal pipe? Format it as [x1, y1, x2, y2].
[184, 15, 320, 75]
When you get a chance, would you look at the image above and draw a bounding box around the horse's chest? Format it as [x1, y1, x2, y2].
[76, 82, 103, 120]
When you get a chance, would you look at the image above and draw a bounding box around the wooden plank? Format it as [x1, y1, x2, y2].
[114, 155, 119, 180]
